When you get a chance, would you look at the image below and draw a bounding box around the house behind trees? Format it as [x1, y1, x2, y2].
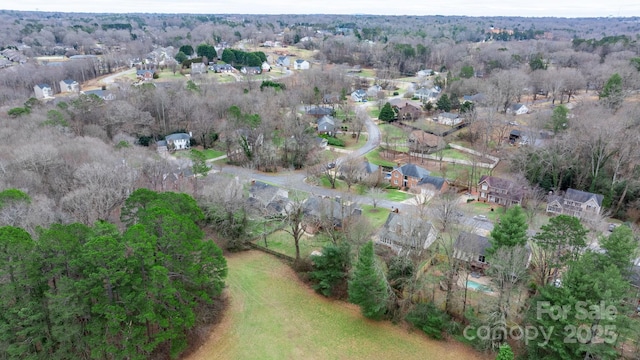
[546, 188, 603, 220]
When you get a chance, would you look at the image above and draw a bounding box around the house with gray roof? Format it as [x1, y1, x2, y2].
[437, 112, 462, 126]
[546, 188, 603, 220]
[507, 103, 529, 115]
[307, 106, 333, 118]
[317, 115, 336, 136]
[302, 196, 361, 234]
[59, 79, 80, 93]
[414, 87, 440, 102]
[248, 180, 290, 217]
[389, 163, 431, 189]
[293, 59, 310, 70]
[351, 89, 367, 102]
[478, 175, 524, 206]
[378, 212, 438, 256]
[34, 84, 54, 99]
[453, 232, 492, 271]
[165, 133, 191, 151]
[82, 89, 116, 101]
[276, 56, 290, 67]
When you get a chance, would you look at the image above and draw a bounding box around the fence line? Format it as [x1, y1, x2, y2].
[246, 242, 296, 263]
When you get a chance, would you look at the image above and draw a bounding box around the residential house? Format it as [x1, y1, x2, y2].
[59, 79, 80, 93]
[261, 61, 271, 72]
[293, 59, 310, 70]
[367, 84, 383, 97]
[507, 103, 529, 115]
[408, 130, 442, 152]
[351, 89, 367, 102]
[306, 106, 333, 118]
[209, 63, 235, 73]
[413, 87, 440, 102]
[322, 93, 340, 105]
[241, 66, 262, 75]
[390, 99, 423, 120]
[190, 62, 206, 75]
[453, 232, 492, 272]
[416, 69, 433, 77]
[34, 84, 54, 99]
[82, 89, 116, 101]
[417, 175, 449, 195]
[546, 188, 603, 220]
[317, 115, 336, 136]
[437, 112, 462, 126]
[477, 175, 524, 206]
[136, 69, 155, 81]
[248, 180, 290, 217]
[390, 163, 431, 189]
[463, 93, 486, 105]
[302, 196, 361, 234]
[378, 212, 438, 255]
[165, 133, 191, 151]
[276, 56, 290, 67]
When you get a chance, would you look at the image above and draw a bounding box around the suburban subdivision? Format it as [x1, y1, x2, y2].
[1, 9, 640, 360]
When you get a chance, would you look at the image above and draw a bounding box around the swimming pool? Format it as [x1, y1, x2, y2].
[466, 280, 492, 293]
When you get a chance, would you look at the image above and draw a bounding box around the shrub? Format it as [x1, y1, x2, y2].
[405, 302, 451, 340]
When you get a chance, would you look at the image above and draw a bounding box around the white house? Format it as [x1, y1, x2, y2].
[59, 79, 80, 93]
[351, 89, 367, 102]
[165, 133, 192, 151]
[34, 84, 54, 99]
[437, 112, 462, 126]
[507, 103, 529, 115]
[261, 61, 271, 72]
[293, 59, 310, 70]
[413, 87, 440, 102]
[276, 56, 290, 67]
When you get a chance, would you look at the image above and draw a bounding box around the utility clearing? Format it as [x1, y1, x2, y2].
[184, 250, 489, 360]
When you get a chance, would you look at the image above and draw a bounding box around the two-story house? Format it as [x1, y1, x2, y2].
[453, 231, 492, 272]
[293, 59, 310, 70]
[477, 175, 524, 206]
[317, 115, 336, 136]
[546, 188, 603, 220]
[390, 99, 423, 121]
[378, 212, 438, 256]
[389, 163, 431, 189]
[165, 133, 191, 151]
[59, 79, 80, 93]
[34, 84, 54, 99]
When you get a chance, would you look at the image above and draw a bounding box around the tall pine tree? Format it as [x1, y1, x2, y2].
[348, 241, 389, 320]
[488, 205, 528, 257]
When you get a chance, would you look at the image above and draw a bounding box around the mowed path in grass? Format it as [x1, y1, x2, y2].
[184, 251, 490, 360]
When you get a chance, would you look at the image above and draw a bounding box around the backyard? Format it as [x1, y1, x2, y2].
[184, 251, 490, 360]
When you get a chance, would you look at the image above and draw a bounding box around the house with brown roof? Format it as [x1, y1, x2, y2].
[408, 130, 442, 153]
[546, 188, 603, 220]
[390, 99, 423, 121]
[477, 175, 524, 206]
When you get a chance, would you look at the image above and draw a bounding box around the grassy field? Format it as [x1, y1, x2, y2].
[173, 148, 226, 160]
[379, 124, 407, 140]
[365, 149, 397, 168]
[385, 189, 413, 202]
[262, 230, 332, 258]
[184, 251, 490, 360]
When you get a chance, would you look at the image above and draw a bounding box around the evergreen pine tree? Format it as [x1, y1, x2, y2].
[488, 205, 528, 257]
[348, 241, 389, 320]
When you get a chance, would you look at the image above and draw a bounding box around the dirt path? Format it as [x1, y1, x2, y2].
[184, 251, 491, 360]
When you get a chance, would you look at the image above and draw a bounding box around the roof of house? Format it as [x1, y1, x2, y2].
[389, 98, 422, 109]
[317, 115, 335, 127]
[295, 59, 308, 64]
[83, 89, 113, 99]
[136, 69, 155, 75]
[380, 212, 436, 248]
[303, 196, 360, 226]
[439, 112, 459, 119]
[61, 79, 77, 84]
[352, 89, 367, 97]
[564, 188, 604, 207]
[363, 161, 379, 174]
[165, 133, 191, 142]
[36, 83, 51, 89]
[417, 175, 447, 191]
[394, 163, 430, 179]
[248, 181, 289, 214]
[479, 175, 516, 189]
[307, 106, 333, 116]
[455, 231, 491, 256]
[509, 103, 527, 111]
[409, 130, 440, 147]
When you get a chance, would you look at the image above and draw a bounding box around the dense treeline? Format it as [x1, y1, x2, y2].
[0, 189, 227, 359]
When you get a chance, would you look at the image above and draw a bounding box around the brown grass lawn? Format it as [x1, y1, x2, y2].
[184, 251, 491, 360]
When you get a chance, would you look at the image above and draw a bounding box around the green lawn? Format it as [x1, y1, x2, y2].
[439, 148, 471, 161]
[261, 230, 332, 259]
[379, 124, 407, 140]
[368, 108, 380, 119]
[385, 189, 413, 202]
[463, 201, 506, 222]
[185, 251, 489, 360]
[361, 205, 393, 230]
[365, 149, 397, 168]
[172, 148, 225, 160]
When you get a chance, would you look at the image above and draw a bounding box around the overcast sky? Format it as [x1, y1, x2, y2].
[3, 0, 640, 18]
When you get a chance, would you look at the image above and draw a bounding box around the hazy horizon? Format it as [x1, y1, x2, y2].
[2, 0, 640, 18]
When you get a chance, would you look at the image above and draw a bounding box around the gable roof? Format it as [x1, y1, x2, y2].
[317, 115, 335, 127]
[479, 175, 517, 190]
[389, 98, 422, 109]
[417, 175, 447, 191]
[295, 59, 308, 64]
[409, 130, 440, 147]
[307, 106, 333, 116]
[380, 212, 437, 249]
[564, 188, 604, 207]
[394, 163, 430, 179]
[61, 79, 77, 85]
[363, 161, 379, 174]
[165, 133, 191, 142]
[455, 231, 491, 256]
[36, 83, 51, 89]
